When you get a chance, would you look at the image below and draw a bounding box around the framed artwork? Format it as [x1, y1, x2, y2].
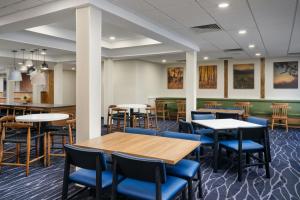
[273, 61, 298, 89]
[199, 65, 217, 89]
[167, 67, 183, 89]
[233, 64, 254, 89]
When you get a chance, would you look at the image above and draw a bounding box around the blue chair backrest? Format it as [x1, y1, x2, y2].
[64, 144, 106, 170]
[125, 127, 157, 135]
[216, 112, 239, 119]
[112, 152, 166, 183]
[161, 131, 200, 141]
[247, 117, 268, 127]
[192, 113, 215, 120]
[178, 119, 194, 134]
[238, 127, 268, 144]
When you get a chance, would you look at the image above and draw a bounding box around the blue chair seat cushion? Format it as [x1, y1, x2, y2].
[195, 128, 214, 135]
[69, 169, 118, 188]
[117, 176, 187, 200]
[166, 159, 199, 178]
[219, 140, 264, 151]
[200, 135, 214, 145]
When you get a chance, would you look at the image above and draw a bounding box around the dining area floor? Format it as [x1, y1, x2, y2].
[0, 120, 299, 200]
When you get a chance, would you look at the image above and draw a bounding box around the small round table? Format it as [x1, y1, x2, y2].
[116, 104, 147, 127]
[16, 113, 69, 154]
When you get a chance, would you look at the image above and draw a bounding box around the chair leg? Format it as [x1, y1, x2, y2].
[264, 151, 270, 178]
[16, 143, 20, 163]
[47, 133, 51, 166]
[258, 152, 263, 168]
[246, 153, 250, 165]
[197, 167, 203, 198]
[285, 119, 288, 132]
[238, 151, 242, 182]
[26, 138, 31, 176]
[187, 178, 193, 200]
[271, 119, 274, 130]
[43, 134, 47, 167]
[62, 136, 66, 154]
[181, 187, 187, 200]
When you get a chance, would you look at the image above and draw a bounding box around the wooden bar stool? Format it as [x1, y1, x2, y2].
[204, 101, 222, 109]
[155, 100, 170, 121]
[271, 103, 289, 132]
[234, 102, 251, 119]
[0, 122, 46, 176]
[144, 105, 158, 129]
[176, 100, 186, 122]
[107, 105, 117, 133]
[47, 118, 76, 166]
[109, 107, 127, 133]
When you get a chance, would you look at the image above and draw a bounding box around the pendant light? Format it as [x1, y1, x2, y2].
[41, 49, 48, 70]
[8, 50, 22, 81]
[27, 50, 35, 75]
[25, 50, 33, 67]
[19, 49, 28, 72]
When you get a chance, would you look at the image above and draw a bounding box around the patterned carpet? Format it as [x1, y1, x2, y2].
[0, 120, 299, 200]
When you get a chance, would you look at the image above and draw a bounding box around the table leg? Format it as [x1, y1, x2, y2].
[213, 130, 219, 172]
[39, 122, 48, 156]
[130, 108, 134, 127]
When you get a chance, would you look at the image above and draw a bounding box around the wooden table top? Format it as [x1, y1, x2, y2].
[197, 108, 244, 115]
[75, 132, 200, 165]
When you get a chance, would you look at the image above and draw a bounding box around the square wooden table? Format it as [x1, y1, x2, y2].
[75, 132, 200, 165]
[192, 119, 262, 172]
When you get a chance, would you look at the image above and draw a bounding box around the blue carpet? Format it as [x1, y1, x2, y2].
[0, 120, 299, 200]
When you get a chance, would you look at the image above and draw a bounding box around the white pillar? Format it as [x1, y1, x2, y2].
[76, 6, 102, 141]
[103, 59, 114, 125]
[54, 63, 63, 104]
[185, 51, 197, 122]
[6, 69, 14, 103]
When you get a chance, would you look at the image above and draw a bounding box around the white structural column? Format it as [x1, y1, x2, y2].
[76, 6, 102, 142]
[185, 51, 197, 121]
[6, 69, 14, 103]
[54, 63, 63, 104]
[103, 58, 114, 125]
[32, 85, 42, 103]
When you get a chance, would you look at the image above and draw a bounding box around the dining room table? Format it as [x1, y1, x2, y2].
[75, 132, 200, 165]
[116, 104, 147, 127]
[192, 118, 262, 172]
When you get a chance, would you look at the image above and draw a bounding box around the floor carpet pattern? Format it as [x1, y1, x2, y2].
[0, 120, 299, 200]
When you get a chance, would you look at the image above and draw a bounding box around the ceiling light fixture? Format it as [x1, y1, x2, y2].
[8, 50, 22, 81]
[238, 30, 247, 35]
[255, 53, 261, 56]
[40, 49, 47, 55]
[203, 56, 209, 60]
[162, 59, 167, 63]
[19, 49, 28, 72]
[109, 36, 116, 40]
[25, 51, 34, 67]
[71, 67, 76, 70]
[218, 2, 229, 8]
[248, 44, 255, 48]
[41, 49, 48, 70]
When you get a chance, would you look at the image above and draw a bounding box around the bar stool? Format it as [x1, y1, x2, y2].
[144, 105, 158, 129]
[12, 106, 27, 116]
[271, 103, 289, 132]
[27, 107, 45, 114]
[204, 101, 222, 109]
[47, 118, 76, 166]
[107, 105, 117, 133]
[176, 100, 186, 122]
[109, 107, 127, 133]
[155, 100, 170, 121]
[234, 102, 251, 119]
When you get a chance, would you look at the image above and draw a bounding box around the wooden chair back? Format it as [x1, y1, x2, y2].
[234, 102, 251, 118]
[155, 100, 166, 112]
[204, 101, 221, 109]
[176, 101, 186, 114]
[272, 103, 288, 119]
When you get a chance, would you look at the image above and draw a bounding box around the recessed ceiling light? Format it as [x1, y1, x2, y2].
[162, 59, 167, 63]
[255, 53, 261, 56]
[18, 62, 23, 65]
[238, 30, 247, 35]
[203, 56, 209, 60]
[109, 36, 116, 40]
[218, 2, 229, 8]
[248, 44, 255, 48]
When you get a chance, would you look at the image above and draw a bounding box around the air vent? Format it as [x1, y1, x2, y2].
[176, 59, 186, 63]
[218, 57, 233, 60]
[191, 24, 222, 33]
[288, 52, 300, 56]
[223, 48, 243, 52]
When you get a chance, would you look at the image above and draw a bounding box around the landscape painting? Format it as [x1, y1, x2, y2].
[273, 61, 298, 89]
[167, 67, 183, 89]
[233, 64, 254, 89]
[199, 65, 217, 89]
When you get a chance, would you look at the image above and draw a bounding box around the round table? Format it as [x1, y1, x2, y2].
[16, 113, 69, 154]
[116, 104, 147, 127]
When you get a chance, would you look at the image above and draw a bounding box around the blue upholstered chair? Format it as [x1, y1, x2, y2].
[178, 119, 213, 146]
[219, 127, 271, 181]
[247, 116, 268, 127]
[62, 144, 117, 199]
[191, 113, 215, 135]
[161, 131, 203, 199]
[111, 152, 187, 200]
[125, 127, 157, 135]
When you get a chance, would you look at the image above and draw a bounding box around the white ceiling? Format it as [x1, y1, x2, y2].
[0, 0, 299, 64]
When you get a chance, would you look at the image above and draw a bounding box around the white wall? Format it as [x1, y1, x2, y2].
[63, 70, 76, 104]
[265, 57, 300, 100]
